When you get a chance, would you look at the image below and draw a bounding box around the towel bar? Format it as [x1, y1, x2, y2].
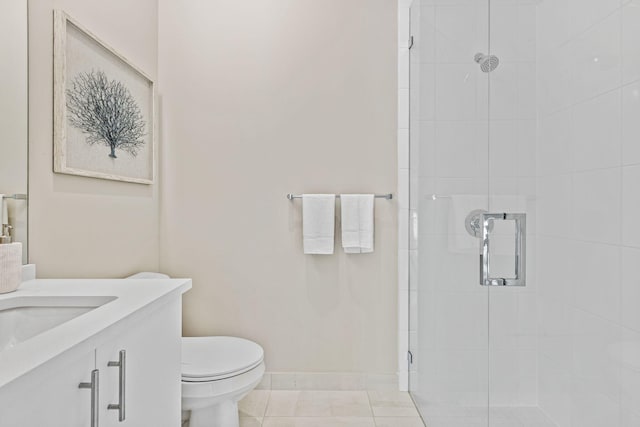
[2, 194, 27, 200]
[287, 193, 392, 200]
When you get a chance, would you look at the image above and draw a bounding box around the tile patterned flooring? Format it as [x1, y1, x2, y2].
[415, 406, 557, 427]
[238, 390, 425, 427]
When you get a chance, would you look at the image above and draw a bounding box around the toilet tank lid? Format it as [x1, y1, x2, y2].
[126, 272, 170, 279]
[181, 336, 264, 380]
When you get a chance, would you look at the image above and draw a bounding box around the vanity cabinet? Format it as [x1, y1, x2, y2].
[0, 295, 182, 427]
[98, 297, 181, 427]
[0, 346, 96, 426]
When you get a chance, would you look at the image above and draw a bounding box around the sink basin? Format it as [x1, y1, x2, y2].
[0, 296, 116, 352]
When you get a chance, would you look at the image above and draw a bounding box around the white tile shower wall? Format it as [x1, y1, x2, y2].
[536, 1, 640, 425]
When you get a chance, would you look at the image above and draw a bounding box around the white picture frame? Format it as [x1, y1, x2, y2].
[53, 10, 155, 184]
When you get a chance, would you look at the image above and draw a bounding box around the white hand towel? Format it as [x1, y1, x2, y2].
[302, 194, 335, 254]
[341, 194, 374, 254]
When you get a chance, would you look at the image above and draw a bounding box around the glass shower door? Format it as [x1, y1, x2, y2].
[408, 1, 540, 425]
[408, 0, 492, 424]
[485, 1, 540, 425]
[410, 1, 637, 426]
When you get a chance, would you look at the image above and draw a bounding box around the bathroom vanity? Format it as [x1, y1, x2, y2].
[0, 277, 191, 427]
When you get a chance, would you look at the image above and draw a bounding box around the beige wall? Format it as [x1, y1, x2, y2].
[158, 0, 398, 373]
[28, 0, 160, 277]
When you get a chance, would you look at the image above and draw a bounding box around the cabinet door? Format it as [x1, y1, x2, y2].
[0, 347, 96, 427]
[98, 298, 182, 427]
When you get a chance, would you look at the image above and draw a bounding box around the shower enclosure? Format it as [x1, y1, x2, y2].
[407, 1, 640, 426]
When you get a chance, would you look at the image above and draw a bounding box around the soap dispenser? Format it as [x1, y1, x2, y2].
[0, 224, 13, 243]
[0, 224, 22, 293]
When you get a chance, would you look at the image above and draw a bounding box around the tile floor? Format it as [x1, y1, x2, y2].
[412, 404, 557, 427]
[237, 390, 425, 427]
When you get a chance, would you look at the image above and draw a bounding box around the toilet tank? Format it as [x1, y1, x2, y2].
[126, 272, 171, 279]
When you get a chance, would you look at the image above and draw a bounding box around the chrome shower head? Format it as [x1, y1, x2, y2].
[474, 53, 499, 72]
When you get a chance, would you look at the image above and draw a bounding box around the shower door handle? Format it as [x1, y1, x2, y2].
[479, 212, 526, 286]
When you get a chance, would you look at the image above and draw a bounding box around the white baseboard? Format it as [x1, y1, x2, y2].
[257, 372, 399, 392]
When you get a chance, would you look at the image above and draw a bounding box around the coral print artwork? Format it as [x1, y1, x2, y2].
[54, 11, 154, 184]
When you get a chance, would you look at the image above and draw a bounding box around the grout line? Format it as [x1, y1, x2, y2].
[535, 233, 630, 248]
[618, 8, 625, 418]
[547, 5, 624, 51]
[262, 389, 273, 421]
[257, 390, 425, 425]
[537, 164, 624, 176]
[540, 84, 626, 119]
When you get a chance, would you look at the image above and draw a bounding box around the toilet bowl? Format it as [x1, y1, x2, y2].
[126, 273, 265, 427]
[182, 336, 265, 427]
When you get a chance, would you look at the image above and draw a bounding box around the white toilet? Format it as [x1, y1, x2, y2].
[182, 336, 265, 427]
[126, 273, 265, 427]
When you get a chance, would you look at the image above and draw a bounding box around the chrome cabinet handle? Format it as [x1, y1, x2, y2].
[107, 350, 126, 422]
[79, 369, 99, 427]
[480, 212, 526, 286]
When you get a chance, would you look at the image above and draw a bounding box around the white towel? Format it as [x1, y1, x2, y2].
[340, 194, 374, 254]
[302, 194, 335, 254]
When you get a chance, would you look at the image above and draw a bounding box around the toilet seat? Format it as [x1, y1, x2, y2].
[181, 336, 264, 383]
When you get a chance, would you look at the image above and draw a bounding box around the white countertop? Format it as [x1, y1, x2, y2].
[0, 278, 191, 388]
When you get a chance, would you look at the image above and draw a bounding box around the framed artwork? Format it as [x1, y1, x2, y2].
[53, 10, 154, 184]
